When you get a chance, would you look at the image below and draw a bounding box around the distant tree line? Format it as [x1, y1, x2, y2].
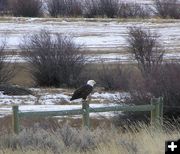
[0, 0, 179, 19]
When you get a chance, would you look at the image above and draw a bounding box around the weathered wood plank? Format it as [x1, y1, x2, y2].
[19, 109, 83, 117]
[151, 98, 161, 127]
[89, 105, 155, 113]
[159, 97, 163, 125]
[12, 105, 20, 134]
[82, 101, 90, 128]
[18, 105, 154, 118]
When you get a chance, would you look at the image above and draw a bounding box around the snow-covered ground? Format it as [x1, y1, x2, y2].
[1, 18, 180, 63]
[0, 89, 129, 118]
[4, 52, 180, 63]
[1, 18, 180, 52]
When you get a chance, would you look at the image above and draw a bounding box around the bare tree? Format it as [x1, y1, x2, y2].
[46, 0, 152, 18]
[126, 26, 180, 117]
[46, 0, 65, 17]
[154, 0, 180, 19]
[9, 0, 43, 17]
[20, 30, 86, 87]
[0, 0, 8, 15]
[125, 26, 164, 106]
[65, 0, 82, 17]
[83, 0, 101, 18]
[47, 0, 82, 17]
[118, 2, 150, 18]
[127, 27, 164, 76]
[98, 0, 119, 18]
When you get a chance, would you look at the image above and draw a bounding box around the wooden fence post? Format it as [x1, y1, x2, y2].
[159, 97, 163, 125]
[82, 100, 90, 128]
[12, 105, 20, 134]
[151, 98, 161, 128]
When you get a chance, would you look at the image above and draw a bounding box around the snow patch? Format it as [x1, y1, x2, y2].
[0, 103, 121, 118]
[92, 92, 129, 100]
[0, 89, 128, 118]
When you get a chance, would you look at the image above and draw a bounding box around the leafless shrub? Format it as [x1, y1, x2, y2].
[58, 123, 78, 147]
[154, 0, 180, 19]
[125, 68, 151, 105]
[97, 62, 130, 90]
[124, 26, 164, 105]
[83, 0, 101, 18]
[56, 124, 96, 151]
[127, 26, 164, 76]
[0, 124, 98, 152]
[126, 27, 180, 117]
[0, 128, 63, 153]
[46, 0, 61, 17]
[118, 2, 150, 18]
[20, 30, 86, 87]
[47, 0, 82, 17]
[45, 0, 152, 18]
[83, 0, 151, 18]
[126, 26, 180, 107]
[113, 111, 149, 129]
[65, 0, 82, 17]
[0, 39, 15, 83]
[9, 0, 43, 17]
[0, 0, 9, 15]
[1, 122, 180, 153]
[98, 0, 119, 18]
[118, 62, 180, 118]
[149, 63, 180, 117]
[128, 62, 180, 117]
[77, 128, 96, 151]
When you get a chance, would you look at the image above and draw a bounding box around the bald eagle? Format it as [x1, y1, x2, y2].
[70, 80, 96, 101]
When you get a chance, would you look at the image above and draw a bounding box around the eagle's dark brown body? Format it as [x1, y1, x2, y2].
[70, 84, 93, 101]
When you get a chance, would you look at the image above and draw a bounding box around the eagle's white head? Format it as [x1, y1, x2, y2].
[87, 80, 96, 87]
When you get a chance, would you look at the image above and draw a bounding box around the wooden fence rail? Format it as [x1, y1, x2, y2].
[12, 97, 163, 134]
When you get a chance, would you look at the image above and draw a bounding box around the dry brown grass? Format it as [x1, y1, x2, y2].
[9, 63, 33, 87]
[0, 149, 53, 154]
[0, 122, 179, 154]
[8, 62, 134, 88]
[0, 115, 115, 134]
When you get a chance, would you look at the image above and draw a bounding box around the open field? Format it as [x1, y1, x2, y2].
[0, 15, 180, 125]
[0, 4, 180, 153]
[0, 17, 180, 63]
